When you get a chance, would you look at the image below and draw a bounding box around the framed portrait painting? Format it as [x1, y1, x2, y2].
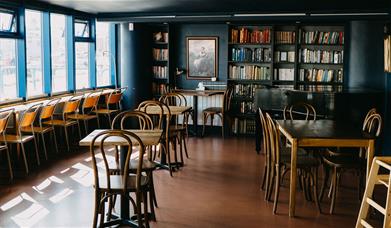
[186, 37, 218, 80]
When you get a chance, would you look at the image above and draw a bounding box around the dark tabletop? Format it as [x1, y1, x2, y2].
[276, 119, 374, 140]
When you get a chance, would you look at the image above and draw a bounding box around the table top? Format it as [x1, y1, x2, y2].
[79, 129, 163, 146]
[175, 89, 224, 97]
[276, 119, 374, 140]
[142, 105, 192, 115]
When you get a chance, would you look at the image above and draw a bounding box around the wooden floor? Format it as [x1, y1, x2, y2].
[0, 136, 375, 227]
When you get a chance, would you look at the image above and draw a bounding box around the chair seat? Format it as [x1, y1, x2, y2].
[109, 159, 158, 173]
[68, 113, 97, 121]
[94, 109, 119, 114]
[202, 107, 222, 114]
[169, 125, 186, 132]
[43, 119, 78, 126]
[20, 126, 53, 134]
[0, 134, 35, 143]
[322, 155, 364, 168]
[96, 175, 149, 192]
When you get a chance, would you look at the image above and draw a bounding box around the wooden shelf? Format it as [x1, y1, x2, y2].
[228, 61, 272, 65]
[228, 79, 271, 84]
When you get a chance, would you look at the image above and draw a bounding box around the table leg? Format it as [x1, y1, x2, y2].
[120, 146, 130, 219]
[289, 139, 298, 217]
[366, 139, 375, 179]
[193, 95, 198, 136]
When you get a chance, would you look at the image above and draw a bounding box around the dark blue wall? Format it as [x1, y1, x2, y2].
[173, 23, 228, 89]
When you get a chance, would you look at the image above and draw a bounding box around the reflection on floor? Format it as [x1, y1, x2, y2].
[0, 137, 382, 227]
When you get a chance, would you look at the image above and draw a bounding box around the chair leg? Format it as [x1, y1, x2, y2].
[52, 129, 59, 154]
[178, 135, 184, 165]
[273, 165, 281, 214]
[264, 160, 271, 200]
[20, 143, 29, 174]
[143, 191, 150, 228]
[182, 132, 189, 158]
[330, 167, 338, 214]
[202, 112, 207, 137]
[312, 168, 322, 213]
[267, 165, 275, 201]
[84, 119, 89, 136]
[33, 136, 40, 166]
[320, 164, 330, 202]
[96, 114, 101, 128]
[261, 164, 267, 191]
[5, 147, 13, 180]
[41, 133, 48, 160]
[64, 126, 70, 152]
[136, 192, 143, 228]
[92, 191, 100, 228]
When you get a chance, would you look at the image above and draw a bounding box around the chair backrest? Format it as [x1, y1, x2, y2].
[0, 109, 13, 135]
[19, 103, 41, 129]
[82, 90, 102, 112]
[137, 100, 165, 130]
[106, 87, 127, 108]
[363, 108, 377, 127]
[222, 87, 234, 114]
[62, 96, 82, 119]
[283, 102, 316, 121]
[259, 108, 271, 164]
[40, 98, 60, 120]
[362, 113, 382, 137]
[159, 92, 187, 106]
[111, 110, 153, 130]
[265, 112, 280, 165]
[90, 130, 145, 191]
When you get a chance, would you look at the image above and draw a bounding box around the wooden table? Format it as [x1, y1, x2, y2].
[175, 89, 224, 136]
[276, 119, 376, 217]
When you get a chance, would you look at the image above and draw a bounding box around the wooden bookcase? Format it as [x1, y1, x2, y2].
[228, 23, 345, 135]
[151, 24, 170, 98]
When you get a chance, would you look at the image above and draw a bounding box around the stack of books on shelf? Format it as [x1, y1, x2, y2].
[229, 65, 270, 80]
[234, 84, 264, 98]
[230, 28, 271, 44]
[153, 32, 168, 43]
[275, 31, 296, 44]
[274, 51, 295, 63]
[299, 69, 343, 82]
[232, 118, 256, 135]
[152, 82, 169, 95]
[152, 48, 168, 61]
[298, 85, 343, 92]
[231, 48, 272, 62]
[273, 68, 294, 81]
[239, 101, 255, 114]
[300, 31, 344, 44]
[153, 66, 168, 79]
[299, 49, 343, 64]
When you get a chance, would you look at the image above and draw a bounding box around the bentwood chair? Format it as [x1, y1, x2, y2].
[68, 90, 102, 136]
[265, 113, 321, 214]
[321, 111, 382, 214]
[20, 99, 60, 160]
[283, 102, 317, 121]
[111, 110, 158, 220]
[159, 92, 190, 162]
[90, 130, 150, 228]
[0, 103, 41, 175]
[94, 87, 127, 127]
[202, 86, 233, 138]
[0, 109, 14, 180]
[43, 96, 82, 152]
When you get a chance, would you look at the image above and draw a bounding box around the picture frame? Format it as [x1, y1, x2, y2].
[186, 36, 218, 80]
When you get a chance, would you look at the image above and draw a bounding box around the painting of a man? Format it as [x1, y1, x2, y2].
[187, 37, 218, 79]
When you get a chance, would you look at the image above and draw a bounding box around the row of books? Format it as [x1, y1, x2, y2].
[239, 101, 255, 114]
[273, 68, 294, 81]
[274, 51, 295, 63]
[152, 82, 169, 95]
[229, 65, 271, 80]
[385, 35, 391, 72]
[299, 49, 343, 64]
[230, 47, 272, 62]
[234, 84, 264, 98]
[300, 31, 344, 45]
[299, 68, 343, 82]
[275, 31, 296, 44]
[232, 118, 256, 135]
[152, 32, 168, 43]
[152, 66, 168, 79]
[230, 28, 271, 44]
[152, 48, 168, 61]
[298, 85, 343, 92]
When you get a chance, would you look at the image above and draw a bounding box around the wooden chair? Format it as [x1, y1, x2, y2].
[202, 87, 233, 138]
[265, 113, 321, 214]
[159, 92, 190, 162]
[90, 130, 150, 228]
[321, 111, 382, 214]
[68, 90, 102, 136]
[0, 109, 14, 180]
[43, 96, 82, 152]
[111, 110, 158, 220]
[283, 102, 317, 121]
[0, 103, 41, 175]
[259, 108, 272, 200]
[94, 87, 127, 127]
[20, 99, 60, 160]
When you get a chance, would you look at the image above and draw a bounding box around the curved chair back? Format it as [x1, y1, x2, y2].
[0, 109, 13, 136]
[259, 108, 270, 157]
[40, 99, 60, 120]
[137, 100, 165, 130]
[265, 112, 280, 166]
[63, 96, 82, 119]
[90, 130, 145, 191]
[362, 113, 382, 137]
[159, 92, 187, 106]
[284, 102, 316, 121]
[106, 87, 127, 110]
[223, 87, 234, 114]
[18, 103, 42, 135]
[112, 110, 153, 130]
[82, 90, 102, 113]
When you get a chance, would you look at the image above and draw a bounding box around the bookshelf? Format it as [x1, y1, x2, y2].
[151, 24, 170, 98]
[227, 24, 345, 135]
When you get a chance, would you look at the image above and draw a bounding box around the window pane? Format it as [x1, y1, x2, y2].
[50, 14, 67, 93]
[75, 19, 89, 38]
[0, 39, 17, 101]
[26, 10, 43, 97]
[0, 9, 16, 33]
[75, 42, 89, 89]
[96, 22, 111, 87]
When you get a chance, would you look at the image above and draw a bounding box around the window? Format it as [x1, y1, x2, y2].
[96, 22, 111, 87]
[75, 42, 89, 89]
[74, 19, 90, 38]
[25, 10, 43, 97]
[50, 13, 67, 93]
[0, 38, 17, 101]
[0, 8, 17, 33]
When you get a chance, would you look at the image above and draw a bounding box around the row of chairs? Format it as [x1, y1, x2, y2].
[260, 103, 382, 214]
[0, 88, 126, 181]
